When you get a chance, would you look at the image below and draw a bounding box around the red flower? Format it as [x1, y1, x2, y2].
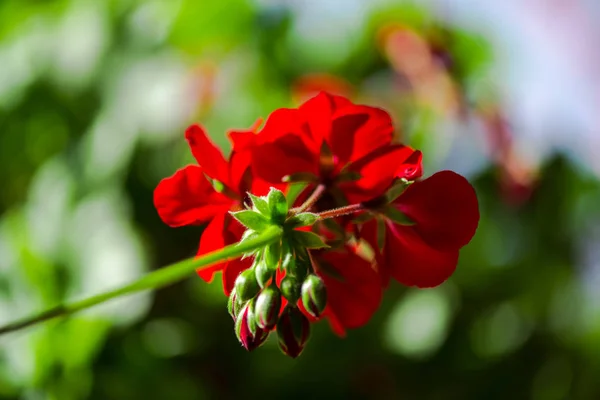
[251, 92, 423, 204]
[153, 123, 278, 294]
[362, 171, 479, 288]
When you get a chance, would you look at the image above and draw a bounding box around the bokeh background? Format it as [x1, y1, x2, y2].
[1, 0, 600, 399]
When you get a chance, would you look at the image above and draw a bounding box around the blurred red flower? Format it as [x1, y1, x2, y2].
[362, 171, 480, 288]
[251, 92, 423, 204]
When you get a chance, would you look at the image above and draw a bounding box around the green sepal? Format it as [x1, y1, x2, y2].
[286, 212, 319, 228]
[386, 178, 412, 203]
[292, 230, 329, 249]
[334, 170, 361, 183]
[230, 210, 271, 231]
[267, 188, 288, 224]
[382, 205, 415, 226]
[286, 182, 308, 207]
[248, 193, 270, 217]
[281, 172, 319, 183]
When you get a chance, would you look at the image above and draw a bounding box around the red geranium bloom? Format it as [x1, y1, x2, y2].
[251, 92, 423, 204]
[153, 123, 279, 294]
[362, 171, 479, 288]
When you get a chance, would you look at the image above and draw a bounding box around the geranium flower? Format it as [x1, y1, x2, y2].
[362, 171, 479, 287]
[251, 92, 423, 205]
[153, 123, 278, 294]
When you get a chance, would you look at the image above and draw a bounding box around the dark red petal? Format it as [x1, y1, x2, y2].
[342, 145, 421, 203]
[395, 170, 479, 250]
[313, 248, 382, 334]
[397, 150, 423, 180]
[153, 165, 231, 227]
[185, 124, 230, 186]
[383, 221, 459, 288]
[252, 135, 319, 183]
[196, 213, 243, 285]
[328, 105, 394, 166]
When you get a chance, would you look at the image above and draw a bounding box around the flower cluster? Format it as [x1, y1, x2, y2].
[154, 92, 480, 357]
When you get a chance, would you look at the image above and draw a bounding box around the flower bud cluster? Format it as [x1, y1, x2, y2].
[227, 188, 328, 357]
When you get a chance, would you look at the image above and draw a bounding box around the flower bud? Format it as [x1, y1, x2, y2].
[254, 286, 282, 330]
[255, 259, 275, 288]
[279, 275, 301, 305]
[301, 274, 327, 318]
[227, 288, 244, 321]
[234, 268, 260, 302]
[276, 306, 310, 358]
[235, 300, 269, 351]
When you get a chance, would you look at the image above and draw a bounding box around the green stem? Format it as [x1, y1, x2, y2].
[0, 226, 282, 336]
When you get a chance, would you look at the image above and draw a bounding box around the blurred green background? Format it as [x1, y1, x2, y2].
[1, 0, 600, 399]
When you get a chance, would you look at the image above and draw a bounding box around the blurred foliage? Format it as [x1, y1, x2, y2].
[0, 0, 600, 399]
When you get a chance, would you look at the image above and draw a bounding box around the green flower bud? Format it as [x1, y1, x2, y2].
[234, 268, 260, 302]
[255, 259, 275, 288]
[301, 274, 327, 318]
[279, 275, 301, 305]
[276, 306, 310, 358]
[254, 286, 282, 330]
[227, 288, 244, 321]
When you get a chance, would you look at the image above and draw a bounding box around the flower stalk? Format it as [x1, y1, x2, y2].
[0, 225, 283, 336]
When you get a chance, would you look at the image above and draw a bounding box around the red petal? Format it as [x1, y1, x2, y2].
[196, 213, 243, 284]
[328, 105, 393, 167]
[153, 165, 231, 227]
[185, 124, 230, 186]
[395, 170, 479, 250]
[298, 92, 351, 149]
[313, 248, 382, 334]
[252, 135, 319, 183]
[383, 221, 459, 288]
[228, 148, 253, 196]
[342, 145, 421, 203]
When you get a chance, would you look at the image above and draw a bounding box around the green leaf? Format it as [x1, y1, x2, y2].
[267, 188, 288, 223]
[292, 231, 329, 249]
[230, 210, 270, 231]
[286, 212, 319, 228]
[383, 205, 415, 226]
[248, 193, 270, 216]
